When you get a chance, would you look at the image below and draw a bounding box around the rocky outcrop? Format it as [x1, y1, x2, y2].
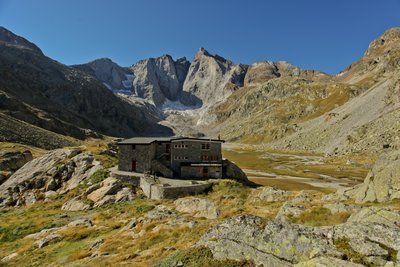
[72, 58, 129, 89]
[352, 150, 400, 203]
[61, 196, 91, 211]
[181, 48, 248, 107]
[61, 176, 136, 209]
[0, 148, 101, 207]
[130, 55, 190, 107]
[198, 208, 400, 266]
[244, 61, 329, 86]
[326, 150, 400, 203]
[222, 159, 250, 185]
[175, 197, 219, 219]
[87, 177, 122, 203]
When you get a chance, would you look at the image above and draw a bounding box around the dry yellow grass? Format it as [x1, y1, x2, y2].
[0, 142, 47, 158]
[222, 145, 367, 191]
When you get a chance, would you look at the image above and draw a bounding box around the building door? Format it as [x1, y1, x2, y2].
[202, 167, 209, 178]
[131, 160, 137, 172]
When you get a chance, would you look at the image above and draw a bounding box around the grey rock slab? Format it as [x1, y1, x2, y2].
[87, 177, 121, 203]
[249, 186, 292, 203]
[1, 252, 18, 263]
[175, 197, 219, 219]
[294, 257, 364, 267]
[61, 196, 91, 211]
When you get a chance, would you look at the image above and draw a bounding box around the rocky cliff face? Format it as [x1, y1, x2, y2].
[77, 55, 191, 108]
[72, 58, 130, 90]
[130, 55, 190, 107]
[181, 48, 248, 107]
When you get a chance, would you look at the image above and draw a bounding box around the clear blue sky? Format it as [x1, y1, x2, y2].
[0, 0, 399, 74]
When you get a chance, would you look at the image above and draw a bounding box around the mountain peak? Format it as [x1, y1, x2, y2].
[0, 26, 43, 54]
[365, 27, 400, 57]
[195, 47, 211, 58]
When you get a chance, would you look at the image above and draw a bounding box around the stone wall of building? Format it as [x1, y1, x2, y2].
[118, 143, 156, 172]
[151, 159, 173, 177]
[181, 166, 222, 179]
[171, 140, 222, 175]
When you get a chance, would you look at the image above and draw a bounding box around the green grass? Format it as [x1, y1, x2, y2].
[136, 204, 155, 214]
[84, 168, 110, 186]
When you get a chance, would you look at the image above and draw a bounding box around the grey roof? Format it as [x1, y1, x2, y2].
[118, 137, 173, 144]
[118, 136, 225, 145]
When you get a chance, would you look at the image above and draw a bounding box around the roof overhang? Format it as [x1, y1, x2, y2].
[118, 136, 225, 145]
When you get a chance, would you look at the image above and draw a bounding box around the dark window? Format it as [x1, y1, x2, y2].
[201, 143, 210, 150]
[132, 145, 136, 150]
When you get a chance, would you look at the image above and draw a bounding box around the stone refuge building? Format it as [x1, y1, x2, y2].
[118, 137, 226, 179]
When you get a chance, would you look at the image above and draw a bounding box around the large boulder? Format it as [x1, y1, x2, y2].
[175, 197, 219, 219]
[0, 148, 101, 207]
[352, 151, 400, 203]
[61, 196, 91, 211]
[198, 208, 400, 266]
[328, 150, 400, 203]
[222, 159, 250, 185]
[84, 177, 136, 207]
[87, 177, 122, 203]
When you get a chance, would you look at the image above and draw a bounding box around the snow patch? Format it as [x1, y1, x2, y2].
[161, 99, 196, 111]
[113, 89, 132, 95]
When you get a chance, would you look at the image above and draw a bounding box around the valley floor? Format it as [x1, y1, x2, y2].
[222, 143, 369, 192]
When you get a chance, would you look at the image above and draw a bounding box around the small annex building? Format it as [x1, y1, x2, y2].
[118, 137, 225, 179]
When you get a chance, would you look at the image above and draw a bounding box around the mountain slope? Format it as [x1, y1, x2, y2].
[264, 28, 400, 155]
[0, 27, 172, 148]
